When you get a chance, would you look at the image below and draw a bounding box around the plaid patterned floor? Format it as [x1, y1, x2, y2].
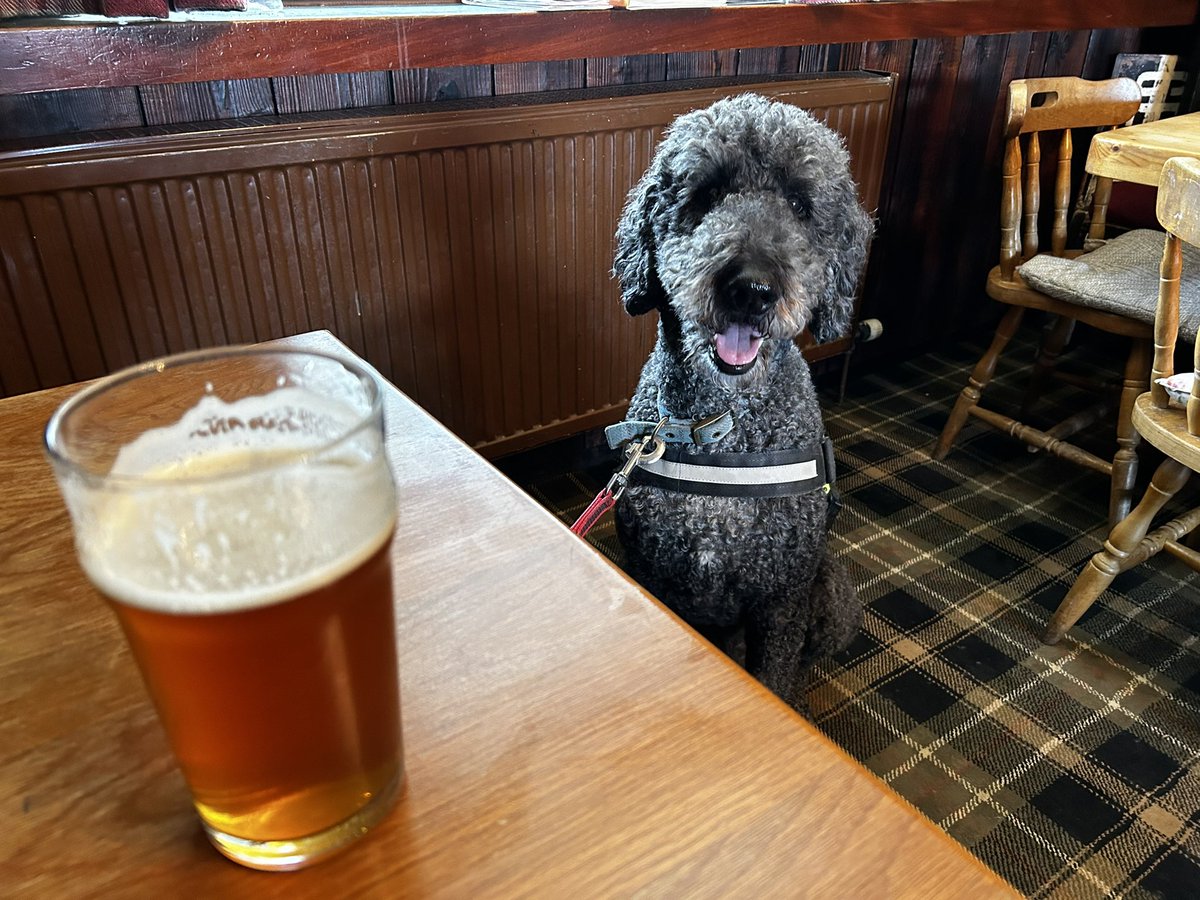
[499, 332, 1200, 899]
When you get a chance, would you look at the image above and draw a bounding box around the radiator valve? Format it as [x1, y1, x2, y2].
[857, 318, 884, 343]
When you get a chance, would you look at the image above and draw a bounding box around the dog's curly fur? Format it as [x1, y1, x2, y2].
[612, 93, 872, 711]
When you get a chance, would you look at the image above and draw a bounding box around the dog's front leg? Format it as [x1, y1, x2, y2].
[743, 602, 810, 712]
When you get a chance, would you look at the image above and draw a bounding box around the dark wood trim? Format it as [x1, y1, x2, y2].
[1, 0, 1195, 95]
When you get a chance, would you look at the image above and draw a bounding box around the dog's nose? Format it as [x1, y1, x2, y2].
[718, 270, 778, 317]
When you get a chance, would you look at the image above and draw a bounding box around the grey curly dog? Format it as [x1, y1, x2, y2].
[610, 93, 872, 711]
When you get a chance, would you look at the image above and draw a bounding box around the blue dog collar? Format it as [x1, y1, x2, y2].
[632, 437, 836, 498]
[604, 409, 734, 448]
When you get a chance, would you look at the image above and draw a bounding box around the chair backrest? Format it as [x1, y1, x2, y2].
[1151, 156, 1200, 434]
[999, 76, 1142, 279]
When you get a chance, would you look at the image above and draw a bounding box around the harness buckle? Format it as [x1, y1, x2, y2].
[690, 410, 732, 443]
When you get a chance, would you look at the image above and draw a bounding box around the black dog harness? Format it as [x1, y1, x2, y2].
[602, 410, 836, 498]
[571, 409, 837, 537]
[633, 441, 836, 498]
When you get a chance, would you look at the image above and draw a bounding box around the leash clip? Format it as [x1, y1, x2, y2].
[570, 418, 668, 538]
[606, 417, 667, 501]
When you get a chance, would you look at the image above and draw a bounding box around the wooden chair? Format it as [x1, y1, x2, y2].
[934, 76, 1151, 525]
[1045, 156, 1200, 644]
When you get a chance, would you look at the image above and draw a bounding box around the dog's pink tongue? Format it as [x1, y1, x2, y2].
[714, 323, 762, 366]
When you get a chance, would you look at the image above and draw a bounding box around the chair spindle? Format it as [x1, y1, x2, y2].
[1052, 129, 1072, 256]
[1022, 132, 1041, 259]
[1001, 137, 1022, 278]
[1152, 233, 1182, 410]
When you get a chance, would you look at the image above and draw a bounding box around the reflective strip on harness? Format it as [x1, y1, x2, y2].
[632, 439, 834, 498]
[641, 456, 817, 485]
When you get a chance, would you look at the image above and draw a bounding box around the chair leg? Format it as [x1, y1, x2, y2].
[1044, 457, 1192, 644]
[934, 306, 1025, 460]
[1020, 314, 1075, 420]
[1109, 338, 1151, 526]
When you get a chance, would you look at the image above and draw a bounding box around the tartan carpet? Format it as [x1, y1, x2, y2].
[499, 334, 1200, 899]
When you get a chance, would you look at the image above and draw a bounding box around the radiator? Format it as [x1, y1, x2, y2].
[0, 74, 894, 455]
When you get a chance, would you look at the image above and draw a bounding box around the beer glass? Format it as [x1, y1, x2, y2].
[45, 346, 403, 871]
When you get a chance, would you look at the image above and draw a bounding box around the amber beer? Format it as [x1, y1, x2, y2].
[46, 347, 403, 871]
[99, 526, 401, 848]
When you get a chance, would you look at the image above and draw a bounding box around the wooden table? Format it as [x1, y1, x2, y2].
[1087, 110, 1200, 186]
[1, 331, 1014, 898]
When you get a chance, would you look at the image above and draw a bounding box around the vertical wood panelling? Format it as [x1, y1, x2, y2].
[532, 136, 555, 425]
[368, 156, 410, 389]
[392, 67, 493, 103]
[223, 172, 283, 341]
[161, 180, 229, 348]
[933, 33, 1014, 337]
[392, 155, 439, 419]
[665, 51, 738, 80]
[493, 142, 523, 434]
[197, 175, 255, 345]
[857, 38, 967, 355]
[98, 187, 172, 362]
[344, 158, 393, 381]
[835, 43, 867, 72]
[272, 73, 393, 114]
[22, 194, 106, 382]
[442, 147, 484, 440]
[252, 168, 310, 340]
[596, 130, 616, 407]
[739, 47, 801, 75]
[282, 166, 335, 345]
[6, 201, 74, 386]
[57, 188, 137, 374]
[413, 150, 466, 437]
[0, 86, 142, 141]
[2, 28, 1161, 384]
[494, 61, 586, 94]
[467, 143, 503, 442]
[1042, 30, 1093, 76]
[314, 161, 369, 358]
[140, 80, 274, 125]
[0, 204, 46, 395]
[5, 80, 886, 447]
[586, 55, 668, 86]
[512, 139, 543, 433]
[554, 135, 573, 421]
[575, 132, 597, 417]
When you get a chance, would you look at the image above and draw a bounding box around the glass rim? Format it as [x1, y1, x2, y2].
[44, 344, 385, 489]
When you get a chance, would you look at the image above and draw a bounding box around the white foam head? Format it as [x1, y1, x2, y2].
[63, 387, 396, 614]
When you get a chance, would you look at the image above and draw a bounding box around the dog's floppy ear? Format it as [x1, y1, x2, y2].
[811, 194, 874, 344]
[613, 166, 668, 316]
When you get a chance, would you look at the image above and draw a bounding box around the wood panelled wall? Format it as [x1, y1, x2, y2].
[0, 77, 893, 453]
[0, 29, 1153, 365]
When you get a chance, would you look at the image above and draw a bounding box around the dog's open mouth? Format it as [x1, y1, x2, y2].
[712, 323, 763, 375]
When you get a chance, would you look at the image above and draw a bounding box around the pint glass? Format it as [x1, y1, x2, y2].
[45, 346, 403, 871]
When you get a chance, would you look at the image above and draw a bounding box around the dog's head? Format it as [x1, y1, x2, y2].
[613, 94, 873, 382]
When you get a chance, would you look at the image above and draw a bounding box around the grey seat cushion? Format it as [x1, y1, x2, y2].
[1017, 228, 1200, 338]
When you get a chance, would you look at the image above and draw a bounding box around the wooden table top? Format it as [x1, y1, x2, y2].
[1087, 111, 1200, 186]
[1, 331, 1014, 897]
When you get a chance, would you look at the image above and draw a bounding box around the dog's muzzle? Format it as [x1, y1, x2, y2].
[719, 270, 778, 317]
[712, 267, 776, 375]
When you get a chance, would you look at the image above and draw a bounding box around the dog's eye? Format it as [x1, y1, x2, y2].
[786, 190, 811, 220]
[681, 182, 726, 229]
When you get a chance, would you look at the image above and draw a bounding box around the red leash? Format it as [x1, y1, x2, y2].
[570, 423, 667, 538]
[570, 488, 617, 537]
